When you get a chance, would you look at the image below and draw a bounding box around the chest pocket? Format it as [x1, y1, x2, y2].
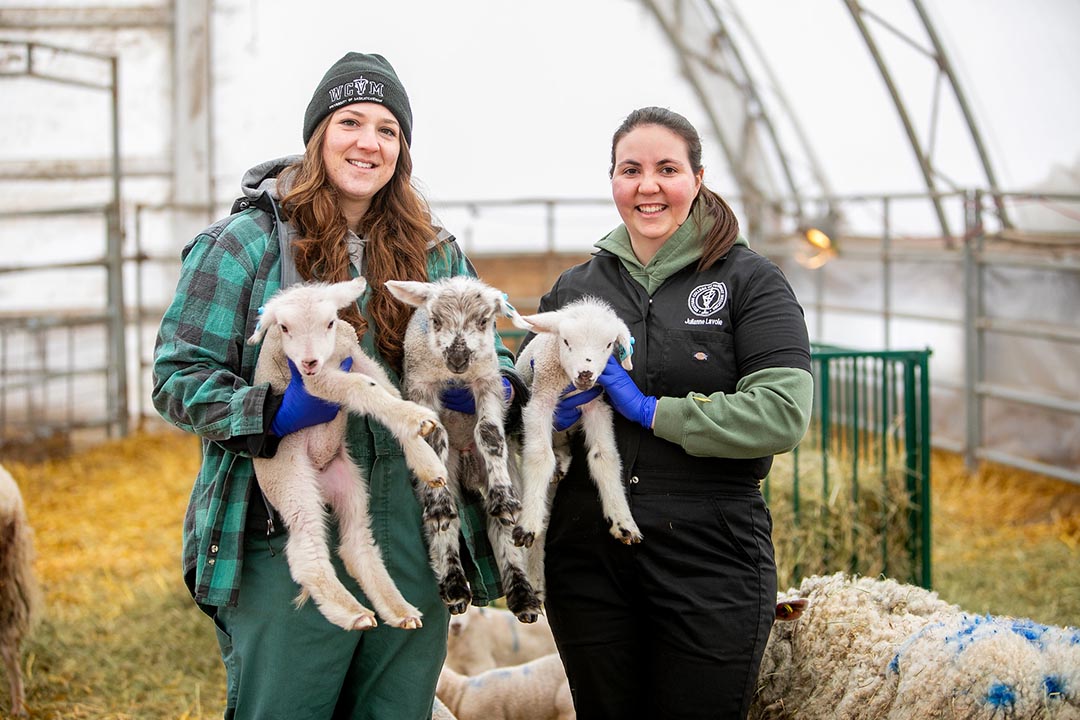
[660, 328, 737, 396]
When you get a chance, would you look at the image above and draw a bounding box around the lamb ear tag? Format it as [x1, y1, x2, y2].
[614, 336, 635, 363]
[255, 305, 265, 332]
[501, 293, 518, 318]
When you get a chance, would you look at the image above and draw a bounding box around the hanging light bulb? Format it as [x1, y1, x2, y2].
[794, 208, 841, 269]
[803, 226, 833, 251]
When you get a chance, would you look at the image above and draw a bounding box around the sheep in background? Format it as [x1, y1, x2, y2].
[437, 653, 575, 720]
[248, 278, 450, 632]
[446, 606, 558, 676]
[385, 277, 541, 622]
[751, 572, 1080, 720]
[433, 697, 458, 720]
[0, 464, 42, 718]
[512, 297, 640, 576]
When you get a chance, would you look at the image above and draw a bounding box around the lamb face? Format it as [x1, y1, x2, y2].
[556, 314, 623, 390]
[426, 287, 500, 375]
[522, 297, 634, 391]
[249, 277, 366, 376]
[386, 276, 530, 378]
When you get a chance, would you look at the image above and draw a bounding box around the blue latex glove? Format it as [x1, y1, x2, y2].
[597, 354, 657, 429]
[440, 378, 512, 414]
[270, 357, 353, 437]
[552, 384, 603, 431]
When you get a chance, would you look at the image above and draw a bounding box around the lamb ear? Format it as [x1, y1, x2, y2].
[384, 279, 432, 307]
[328, 277, 368, 309]
[518, 311, 562, 335]
[499, 293, 535, 331]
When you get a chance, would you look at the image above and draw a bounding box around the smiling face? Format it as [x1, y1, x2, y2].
[610, 123, 703, 263]
[321, 103, 402, 228]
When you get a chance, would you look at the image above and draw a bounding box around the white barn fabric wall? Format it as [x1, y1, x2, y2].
[0, 0, 1077, 478]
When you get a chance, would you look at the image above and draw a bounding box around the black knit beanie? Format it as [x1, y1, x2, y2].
[302, 52, 413, 147]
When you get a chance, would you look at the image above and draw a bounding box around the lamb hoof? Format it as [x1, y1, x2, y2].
[608, 520, 643, 545]
[425, 475, 448, 489]
[352, 614, 377, 631]
[441, 571, 472, 614]
[511, 526, 534, 548]
[419, 419, 438, 437]
[508, 597, 542, 624]
[398, 616, 423, 630]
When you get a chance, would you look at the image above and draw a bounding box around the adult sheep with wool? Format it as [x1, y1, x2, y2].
[247, 277, 451, 632]
[446, 605, 558, 676]
[751, 572, 1080, 720]
[385, 277, 541, 622]
[437, 653, 575, 720]
[0, 464, 42, 718]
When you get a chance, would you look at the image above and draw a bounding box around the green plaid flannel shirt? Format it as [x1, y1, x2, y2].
[153, 200, 513, 611]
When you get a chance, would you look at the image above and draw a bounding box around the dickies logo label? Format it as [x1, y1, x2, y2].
[687, 282, 727, 317]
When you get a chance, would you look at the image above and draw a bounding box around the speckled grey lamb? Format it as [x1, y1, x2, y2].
[385, 277, 541, 622]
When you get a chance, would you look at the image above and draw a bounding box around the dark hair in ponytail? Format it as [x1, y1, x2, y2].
[609, 106, 739, 270]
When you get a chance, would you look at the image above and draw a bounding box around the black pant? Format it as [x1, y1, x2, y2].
[543, 472, 777, 720]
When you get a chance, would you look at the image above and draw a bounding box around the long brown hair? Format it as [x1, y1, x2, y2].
[278, 117, 436, 371]
[609, 106, 739, 270]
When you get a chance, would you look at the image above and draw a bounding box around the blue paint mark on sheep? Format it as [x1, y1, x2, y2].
[985, 682, 1015, 709]
[1010, 618, 1049, 645]
[468, 677, 485, 688]
[944, 615, 988, 653]
[889, 621, 945, 673]
[1044, 675, 1065, 700]
[503, 612, 521, 654]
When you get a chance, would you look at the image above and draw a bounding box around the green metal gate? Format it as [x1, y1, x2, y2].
[766, 345, 933, 589]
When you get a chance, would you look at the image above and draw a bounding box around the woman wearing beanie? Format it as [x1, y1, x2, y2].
[153, 52, 524, 719]
[521, 107, 813, 719]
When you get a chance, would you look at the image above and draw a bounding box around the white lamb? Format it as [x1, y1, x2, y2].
[247, 277, 451, 632]
[385, 277, 541, 622]
[752, 572, 1080, 720]
[437, 653, 575, 720]
[446, 605, 558, 676]
[512, 296, 641, 561]
[0, 464, 42, 718]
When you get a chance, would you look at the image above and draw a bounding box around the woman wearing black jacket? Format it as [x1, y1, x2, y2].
[532, 107, 813, 719]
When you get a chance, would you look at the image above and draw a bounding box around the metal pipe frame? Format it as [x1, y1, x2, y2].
[0, 39, 128, 438]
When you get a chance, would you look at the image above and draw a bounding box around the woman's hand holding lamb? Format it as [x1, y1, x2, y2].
[270, 357, 353, 436]
[440, 378, 512, 414]
[552, 384, 603, 431]
[597, 354, 657, 429]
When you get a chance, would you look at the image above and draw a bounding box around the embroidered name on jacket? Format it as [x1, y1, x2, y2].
[685, 281, 727, 326]
[327, 77, 385, 107]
